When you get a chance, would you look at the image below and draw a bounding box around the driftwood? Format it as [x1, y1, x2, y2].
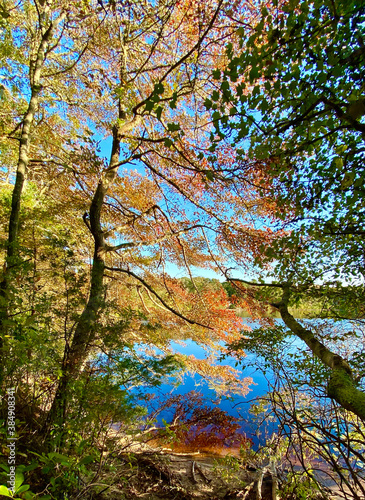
[111, 449, 335, 500]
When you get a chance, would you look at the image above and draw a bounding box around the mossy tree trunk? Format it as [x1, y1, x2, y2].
[273, 286, 365, 421]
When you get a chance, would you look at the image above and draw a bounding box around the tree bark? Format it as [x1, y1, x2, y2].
[7, 16, 64, 263]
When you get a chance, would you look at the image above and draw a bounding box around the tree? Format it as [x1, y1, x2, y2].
[207, 7, 365, 494]
[0, 0, 90, 386]
[210, 0, 365, 418]
[225, 322, 365, 499]
[0, 0, 273, 451]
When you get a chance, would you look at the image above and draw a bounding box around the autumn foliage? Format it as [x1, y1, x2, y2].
[151, 391, 253, 454]
[0, 0, 283, 497]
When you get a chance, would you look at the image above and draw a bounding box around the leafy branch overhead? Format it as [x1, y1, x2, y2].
[211, 0, 365, 422]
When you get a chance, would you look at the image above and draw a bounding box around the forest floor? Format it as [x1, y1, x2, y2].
[92, 437, 344, 500]
[96, 448, 275, 499]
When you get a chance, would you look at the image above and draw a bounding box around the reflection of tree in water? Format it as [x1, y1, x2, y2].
[149, 391, 253, 455]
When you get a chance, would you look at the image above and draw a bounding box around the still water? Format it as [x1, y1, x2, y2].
[141, 319, 360, 450]
[139, 339, 276, 448]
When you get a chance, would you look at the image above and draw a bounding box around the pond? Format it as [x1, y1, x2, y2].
[138, 338, 277, 449]
[135, 319, 360, 452]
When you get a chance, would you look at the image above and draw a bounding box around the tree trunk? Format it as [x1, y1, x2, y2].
[46, 121, 124, 427]
[0, 14, 64, 384]
[274, 287, 365, 421]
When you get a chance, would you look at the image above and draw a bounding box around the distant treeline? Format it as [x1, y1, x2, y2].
[180, 277, 353, 319]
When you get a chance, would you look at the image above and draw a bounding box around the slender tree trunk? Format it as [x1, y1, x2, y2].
[47, 121, 124, 427]
[6, 18, 60, 266]
[0, 16, 63, 384]
[46, 37, 144, 427]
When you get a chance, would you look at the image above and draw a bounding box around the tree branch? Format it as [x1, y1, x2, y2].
[132, 0, 224, 115]
[104, 266, 213, 330]
[105, 224, 205, 252]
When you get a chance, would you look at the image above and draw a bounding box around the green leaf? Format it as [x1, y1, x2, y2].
[259, 99, 269, 112]
[212, 111, 220, 121]
[155, 106, 163, 120]
[145, 100, 154, 112]
[15, 484, 30, 493]
[333, 157, 343, 169]
[48, 452, 71, 466]
[0, 484, 12, 496]
[154, 82, 164, 95]
[249, 66, 259, 82]
[204, 98, 212, 110]
[167, 122, 180, 132]
[22, 463, 38, 473]
[341, 172, 355, 189]
[169, 92, 178, 109]
[212, 90, 219, 102]
[15, 471, 24, 490]
[204, 170, 214, 182]
[78, 455, 94, 466]
[221, 80, 230, 93]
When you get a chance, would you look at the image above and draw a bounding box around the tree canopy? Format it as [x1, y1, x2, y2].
[0, 0, 273, 457]
[210, 0, 365, 422]
[1, 0, 365, 498]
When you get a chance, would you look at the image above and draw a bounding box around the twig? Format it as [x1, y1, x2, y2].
[191, 461, 198, 484]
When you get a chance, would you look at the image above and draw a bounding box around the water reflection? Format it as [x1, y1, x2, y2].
[139, 339, 276, 449]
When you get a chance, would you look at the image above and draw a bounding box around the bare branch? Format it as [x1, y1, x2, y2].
[132, 0, 224, 115]
[105, 224, 205, 252]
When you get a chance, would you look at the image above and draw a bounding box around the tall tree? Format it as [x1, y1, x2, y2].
[0, 0, 101, 388]
[0, 0, 272, 434]
[211, 0, 365, 419]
